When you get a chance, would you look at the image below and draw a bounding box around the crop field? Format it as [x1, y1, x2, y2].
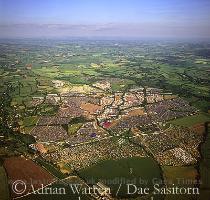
[0, 165, 10, 200]
[3, 157, 55, 198]
[162, 166, 198, 200]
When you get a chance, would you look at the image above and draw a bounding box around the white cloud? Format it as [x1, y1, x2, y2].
[0, 22, 210, 39]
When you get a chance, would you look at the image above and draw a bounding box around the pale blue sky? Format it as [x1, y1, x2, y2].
[0, 0, 210, 38]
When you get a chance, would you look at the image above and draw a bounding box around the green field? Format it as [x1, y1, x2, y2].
[0, 165, 10, 200]
[79, 157, 163, 199]
[68, 123, 83, 135]
[199, 124, 210, 200]
[35, 157, 68, 179]
[169, 113, 210, 127]
[22, 116, 39, 127]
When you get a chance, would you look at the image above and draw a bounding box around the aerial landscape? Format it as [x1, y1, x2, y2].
[0, 0, 210, 200]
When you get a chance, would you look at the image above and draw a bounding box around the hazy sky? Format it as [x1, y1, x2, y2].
[0, 0, 210, 39]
